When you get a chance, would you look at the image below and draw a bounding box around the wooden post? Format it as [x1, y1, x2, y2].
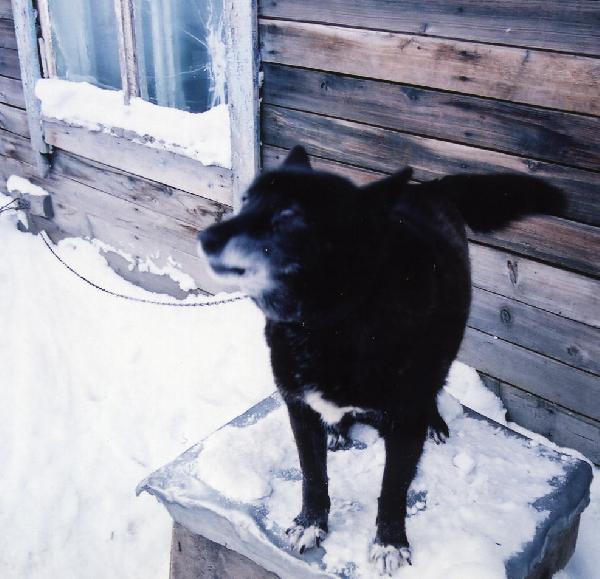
[114, 0, 139, 105]
[224, 0, 260, 211]
[10, 0, 50, 176]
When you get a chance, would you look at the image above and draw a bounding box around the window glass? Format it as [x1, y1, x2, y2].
[134, 0, 226, 113]
[49, 0, 122, 90]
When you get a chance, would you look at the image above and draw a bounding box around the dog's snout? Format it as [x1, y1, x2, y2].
[198, 226, 224, 256]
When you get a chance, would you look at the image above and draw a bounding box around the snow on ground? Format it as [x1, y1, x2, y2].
[35, 79, 231, 168]
[0, 194, 272, 578]
[0, 190, 597, 578]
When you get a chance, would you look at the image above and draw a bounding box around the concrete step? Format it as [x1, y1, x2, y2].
[137, 393, 593, 578]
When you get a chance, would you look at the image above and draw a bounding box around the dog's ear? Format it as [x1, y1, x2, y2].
[282, 145, 312, 170]
[362, 167, 413, 195]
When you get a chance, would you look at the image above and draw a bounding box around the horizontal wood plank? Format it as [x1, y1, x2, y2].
[263, 145, 384, 185]
[0, 46, 20, 79]
[0, 126, 37, 165]
[262, 106, 600, 226]
[0, 100, 28, 136]
[0, 0, 11, 20]
[480, 374, 600, 465]
[458, 327, 600, 421]
[263, 64, 600, 171]
[0, 18, 17, 49]
[260, 20, 600, 115]
[51, 151, 231, 230]
[260, 0, 600, 57]
[469, 216, 600, 279]
[470, 243, 600, 327]
[42, 120, 234, 206]
[0, 73, 24, 108]
[469, 287, 600, 376]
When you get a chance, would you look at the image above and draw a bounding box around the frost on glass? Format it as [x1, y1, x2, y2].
[134, 0, 227, 114]
[48, 0, 122, 90]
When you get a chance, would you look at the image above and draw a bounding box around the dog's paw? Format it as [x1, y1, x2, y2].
[427, 424, 448, 445]
[327, 430, 352, 451]
[369, 543, 411, 576]
[286, 523, 327, 554]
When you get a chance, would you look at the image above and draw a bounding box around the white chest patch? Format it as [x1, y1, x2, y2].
[303, 390, 364, 425]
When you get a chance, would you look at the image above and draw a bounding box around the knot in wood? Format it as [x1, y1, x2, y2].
[500, 308, 512, 324]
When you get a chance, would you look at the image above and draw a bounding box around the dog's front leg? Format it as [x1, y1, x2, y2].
[371, 424, 427, 575]
[285, 398, 330, 554]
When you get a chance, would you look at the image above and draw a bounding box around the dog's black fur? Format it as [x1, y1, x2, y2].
[199, 146, 564, 574]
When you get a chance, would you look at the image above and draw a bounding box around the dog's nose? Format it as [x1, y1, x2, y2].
[198, 226, 224, 256]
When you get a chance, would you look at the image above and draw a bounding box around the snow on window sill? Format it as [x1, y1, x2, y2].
[35, 79, 231, 170]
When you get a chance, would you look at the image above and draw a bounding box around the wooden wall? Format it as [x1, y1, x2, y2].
[258, 0, 600, 462]
[0, 0, 230, 295]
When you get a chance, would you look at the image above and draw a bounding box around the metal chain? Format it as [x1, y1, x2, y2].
[39, 231, 248, 308]
[0, 198, 19, 214]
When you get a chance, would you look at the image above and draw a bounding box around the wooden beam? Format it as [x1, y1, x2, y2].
[10, 0, 50, 176]
[470, 243, 600, 327]
[262, 105, 600, 226]
[0, 74, 24, 108]
[470, 287, 600, 377]
[0, 0, 11, 19]
[0, 100, 28, 136]
[113, 0, 138, 104]
[263, 64, 600, 172]
[0, 126, 37, 164]
[260, 20, 600, 115]
[459, 327, 600, 421]
[480, 374, 600, 465]
[225, 0, 260, 209]
[42, 120, 234, 206]
[0, 46, 20, 79]
[259, 0, 600, 57]
[0, 18, 17, 49]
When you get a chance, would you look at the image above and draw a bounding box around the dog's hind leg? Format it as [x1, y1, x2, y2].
[427, 404, 449, 445]
[326, 414, 354, 451]
[371, 422, 428, 575]
[285, 399, 330, 554]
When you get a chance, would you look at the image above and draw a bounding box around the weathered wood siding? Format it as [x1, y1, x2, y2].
[0, 0, 230, 294]
[258, 0, 600, 462]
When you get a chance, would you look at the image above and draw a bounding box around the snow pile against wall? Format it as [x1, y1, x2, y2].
[6, 175, 51, 197]
[35, 79, 231, 168]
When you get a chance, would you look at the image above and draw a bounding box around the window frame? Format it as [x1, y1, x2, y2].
[24, 0, 259, 209]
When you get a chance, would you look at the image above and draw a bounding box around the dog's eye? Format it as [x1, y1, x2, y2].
[271, 208, 305, 231]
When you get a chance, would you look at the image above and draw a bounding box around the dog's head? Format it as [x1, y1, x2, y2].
[198, 146, 412, 322]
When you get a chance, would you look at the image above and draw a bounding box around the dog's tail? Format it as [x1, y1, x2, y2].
[432, 174, 565, 233]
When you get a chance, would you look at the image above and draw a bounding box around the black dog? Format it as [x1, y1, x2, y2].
[198, 146, 563, 575]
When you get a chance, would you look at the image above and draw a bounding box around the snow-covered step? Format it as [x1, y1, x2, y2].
[137, 392, 593, 579]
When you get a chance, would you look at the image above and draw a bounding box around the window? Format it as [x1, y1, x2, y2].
[42, 0, 226, 112]
[47, 0, 123, 91]
[31, 0, 258, 208]
[134, 0, 226, 113]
